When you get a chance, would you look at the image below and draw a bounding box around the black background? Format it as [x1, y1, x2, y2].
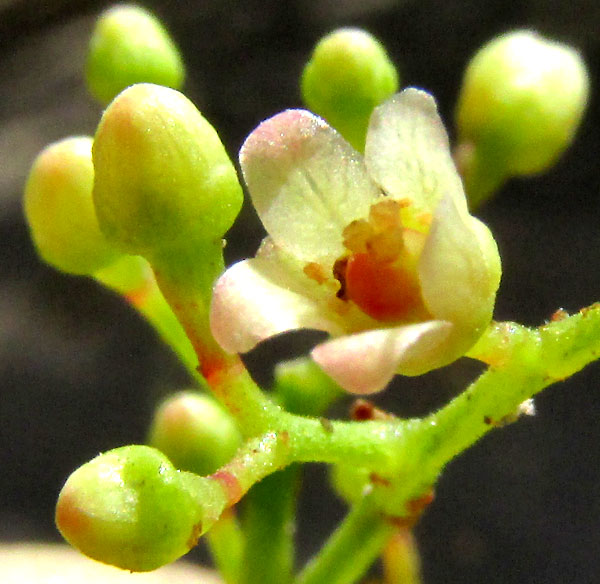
[1, 1, 600, 582]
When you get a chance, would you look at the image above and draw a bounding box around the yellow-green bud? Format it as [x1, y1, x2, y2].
[24, 137, 120, 275]
[456, 30, 589, 177]
[86, 5, 185, 105]
[301, 28, 399, 151]
[148, 392, 242, 476]
[92, 83, 243, 258]
[55, 446, 221, 571]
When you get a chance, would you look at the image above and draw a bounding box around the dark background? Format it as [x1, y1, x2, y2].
[1, 1, 600, 582]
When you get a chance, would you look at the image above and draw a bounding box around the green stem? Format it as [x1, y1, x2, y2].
[205, 510, 244, 584]
[295, 495, 395, 584]
[143, 240, 412, 467]
[235, 359, 341, 584]
[146, 241, 284, 437]
[200, 307, 600, 527]
[150, 241, 226, 377]
[240, 467, 300, 584]
[394, 306, 600, 503]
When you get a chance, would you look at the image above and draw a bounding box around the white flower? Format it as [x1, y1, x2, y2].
[210, 89, 501, 394]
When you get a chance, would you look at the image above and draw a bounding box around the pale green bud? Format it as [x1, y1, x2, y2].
[92, 83, 243, 258]
[86, 5, 185, 105]
[24, 137, 120, 275]
[301, 28, 399, 151]
[456, 30, 589, 177]
[148, 392, 242, 476]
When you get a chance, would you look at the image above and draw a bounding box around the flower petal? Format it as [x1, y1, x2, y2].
[365, 88, 467, 214]
[418, 194, 500, 334]
[311, 321, 452, 394]
[240, 109, 380, 267]
[210, 240, 349, 354]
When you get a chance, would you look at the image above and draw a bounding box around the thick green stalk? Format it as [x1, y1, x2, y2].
[146, 241, 283, 436]
[205, 510, 244, 584]
[240, 467, 300, 584]
[295, 495, 395, 584]
[236, 360, 341, 584]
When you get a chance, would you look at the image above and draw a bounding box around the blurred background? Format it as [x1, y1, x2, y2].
[1, 0, 600, 582]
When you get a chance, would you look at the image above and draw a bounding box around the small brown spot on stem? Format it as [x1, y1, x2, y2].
[387, 488, 435, 529]
[124, 284, 151, 307]
[580, 302, 600, 316]
[369, 472, 391, 487]
[406, 489, 434, 517]
[386, 489, 435, 529]
[351, 399, 376, 421]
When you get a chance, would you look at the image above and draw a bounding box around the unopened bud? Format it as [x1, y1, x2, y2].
[93, 83, 243, 258]
[301, 28, 399, 151]
[24, 137, 120, 275]
[148, 392, 242, 476]
[86, 5, 185, 104]
[56, 445, 223, 571]
[456, 30, 589, 181]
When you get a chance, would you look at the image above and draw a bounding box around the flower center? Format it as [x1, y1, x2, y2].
[335, 200, 431, 322]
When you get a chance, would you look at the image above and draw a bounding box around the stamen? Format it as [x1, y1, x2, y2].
[368, 199, 402, 231]
[303, 262, 328, 284]
[342, 219, 373, 254]
[367, 230, 404, 263]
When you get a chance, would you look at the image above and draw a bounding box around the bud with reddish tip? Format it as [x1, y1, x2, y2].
[24, 136, 120, 275]
[56, 445, 225, 571]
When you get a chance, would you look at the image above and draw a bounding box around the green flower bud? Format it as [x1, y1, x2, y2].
[23, 136, 120, 275]
[148, 392, 242, 476]
[56, 445, 224, 571]
[456, 30, 589, 181]
[86, 5, 185, 105]
[273, 357, 343, 416]
[301, 28, 399, 151]
[92, 83, 243, 258]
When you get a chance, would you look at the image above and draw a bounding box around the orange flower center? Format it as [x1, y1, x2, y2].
[335, 200, 431, 322]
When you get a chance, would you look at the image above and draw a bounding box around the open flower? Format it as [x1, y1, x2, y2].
[210, 88, 501, 394]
